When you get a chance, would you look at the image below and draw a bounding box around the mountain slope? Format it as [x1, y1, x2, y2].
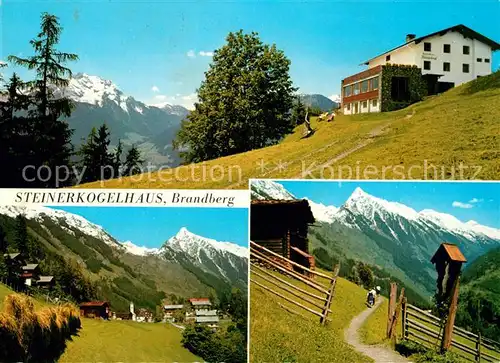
[159, 228, 248, 292]
[56, 73, 188, 167]
[0, 206, 247, 311]
[457, 247, 500, 340]
[89, 70, 500, 188]
[299, 94, 338, 111]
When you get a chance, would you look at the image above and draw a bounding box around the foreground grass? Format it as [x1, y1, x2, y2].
[250, 268, 372, 362]
[59, 318, 201, 362]
[80, 71, 500, 189]
[360, 297, 500, 362]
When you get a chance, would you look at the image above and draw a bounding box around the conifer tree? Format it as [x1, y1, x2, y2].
[123, 145, 144, 176]
[8, 12, 77, 187]
[79, 123, 114, 182]
[0, 224, 7, 253]
[13, 215, 29, 257]
[114, 139, 123, 176]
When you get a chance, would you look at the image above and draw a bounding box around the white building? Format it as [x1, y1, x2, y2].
[341, 24, 499, 114]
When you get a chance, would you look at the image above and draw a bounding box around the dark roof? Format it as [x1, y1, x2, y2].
[251, 199, 315, 224]
[80, 301, 109, 307]
[431, 243, 467, 264]
[363, 24, 500, 65]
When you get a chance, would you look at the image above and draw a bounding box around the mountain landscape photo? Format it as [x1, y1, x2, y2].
[0, 205, 249, 362]
[252, 179, 500, 315]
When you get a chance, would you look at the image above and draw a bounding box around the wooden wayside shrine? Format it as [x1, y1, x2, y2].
[431, 243, 467, 352]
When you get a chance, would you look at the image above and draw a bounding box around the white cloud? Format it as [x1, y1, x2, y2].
[329, 94, 341, 103]
[199, 51, 214, 57]
[186, 50, 196, 58]
[452, 201, 473, 209]
[151, 85, 160, 93]
[468, 198, 483, 204]
[149, 93, 198, 110]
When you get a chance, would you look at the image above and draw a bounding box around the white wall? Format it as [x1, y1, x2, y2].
[367, 30, 494, 86]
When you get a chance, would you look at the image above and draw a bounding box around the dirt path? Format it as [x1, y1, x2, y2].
[344, 298, 411, 363]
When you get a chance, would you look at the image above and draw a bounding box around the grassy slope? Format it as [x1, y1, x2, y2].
[250, 268, 372, 363]
[59, 318, 201, 362]
[81, 71, 500, 189]
[359, 297, 500, 361]
[1, 283, 201, 362]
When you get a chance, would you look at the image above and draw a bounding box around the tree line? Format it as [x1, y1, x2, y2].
[0, 215, 97, 302]
[0, 12, 143, 188]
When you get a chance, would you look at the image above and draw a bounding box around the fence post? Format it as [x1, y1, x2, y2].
[387, 282, 397, 338]
[476, 332, 481, 362]
[320, 264, 340, 325]
[402, 297, 408, 340]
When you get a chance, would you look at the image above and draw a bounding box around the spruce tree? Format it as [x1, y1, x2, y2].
[13, 215, 29, 257]
[114, 139, 123, 176]
[124, 145, 144, 176]
[8, 12, 77, 187]
[0, 224, 7, 253]
[79, 123, 114, 183]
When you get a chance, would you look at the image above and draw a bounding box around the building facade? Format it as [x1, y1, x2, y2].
[342, 25, 500, 114]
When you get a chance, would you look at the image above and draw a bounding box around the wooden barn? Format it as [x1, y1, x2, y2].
[79, 301, 110, 319]
[250, 199, 316, 275]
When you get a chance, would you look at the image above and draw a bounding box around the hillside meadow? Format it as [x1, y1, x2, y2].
[0, 283, 202, 362]
[250, 267, 372, 363]
[79, 71, 500, 189]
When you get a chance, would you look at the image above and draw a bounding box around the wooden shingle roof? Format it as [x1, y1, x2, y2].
[431, 243, 467, 264]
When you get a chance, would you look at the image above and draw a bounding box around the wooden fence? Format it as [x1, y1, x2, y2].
[250, 241, 339, 325]
[402, 301, 500, 362]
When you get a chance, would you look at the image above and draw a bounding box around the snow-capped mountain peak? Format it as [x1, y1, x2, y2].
[305, 198, 338, 223]
[121, 241, 159, 256]
[465, 220, 500, 240]
[0, 205, 121, 248]
[251, 180, 295, 200]
[344, 187, 420, 221]
[165, 227, 247, 259]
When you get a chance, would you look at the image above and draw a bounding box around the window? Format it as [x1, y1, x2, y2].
[391, 77, 410, 101]
[463, 45, 470, 55]
[353, 83, 360, 95]
[443, 44, 451, 53]
[477, 58, 483, 62]
[346, 104, 351, 111]
[362, 101, 368, 108]
[361, 80, 369, 93]
[463, 64, 470, 73]
[443, 62, 451, 72]
[424, 42, 432, 52]
[386, 54, 391, 61]
[371, 77, 379, 90]
[424, 61, 431, 70]
[372, 99, 378, 107]
[344, 85, 352, 97]
[485, 58, 491, 63]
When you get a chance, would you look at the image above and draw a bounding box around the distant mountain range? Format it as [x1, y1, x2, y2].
[53, 74, 337, 168]
[252, 180, 500, 299]
[0, 205, 248, 311]
[299, 94, 339, 111]
[54, 73, 189, 167]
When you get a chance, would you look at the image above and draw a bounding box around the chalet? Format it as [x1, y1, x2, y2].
[189, 298, 212, 310]
[79, 301, 110, 319]
[21, 264, 39, 287]
[195, 315, 219, 329]
[250, 199, 316, 276]
[135, 308, 154, 322]
[163, 304, 184, 319]
[341, 24, 500, 114]
[37, 275, 54, 288]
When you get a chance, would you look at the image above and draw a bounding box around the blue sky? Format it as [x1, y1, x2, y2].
[52, 207, 249, 249]
[277, 181, 500, 228]
[2, 0, 499, 108]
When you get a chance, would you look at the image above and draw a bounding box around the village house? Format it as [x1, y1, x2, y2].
[79, 301, 111, 319]
[250, 199, 316, 276]
[36, 275, 54, 288]
[21, 264, 39, 287]
[163, 304, 184, 320]
[341, 24, 500, 114]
